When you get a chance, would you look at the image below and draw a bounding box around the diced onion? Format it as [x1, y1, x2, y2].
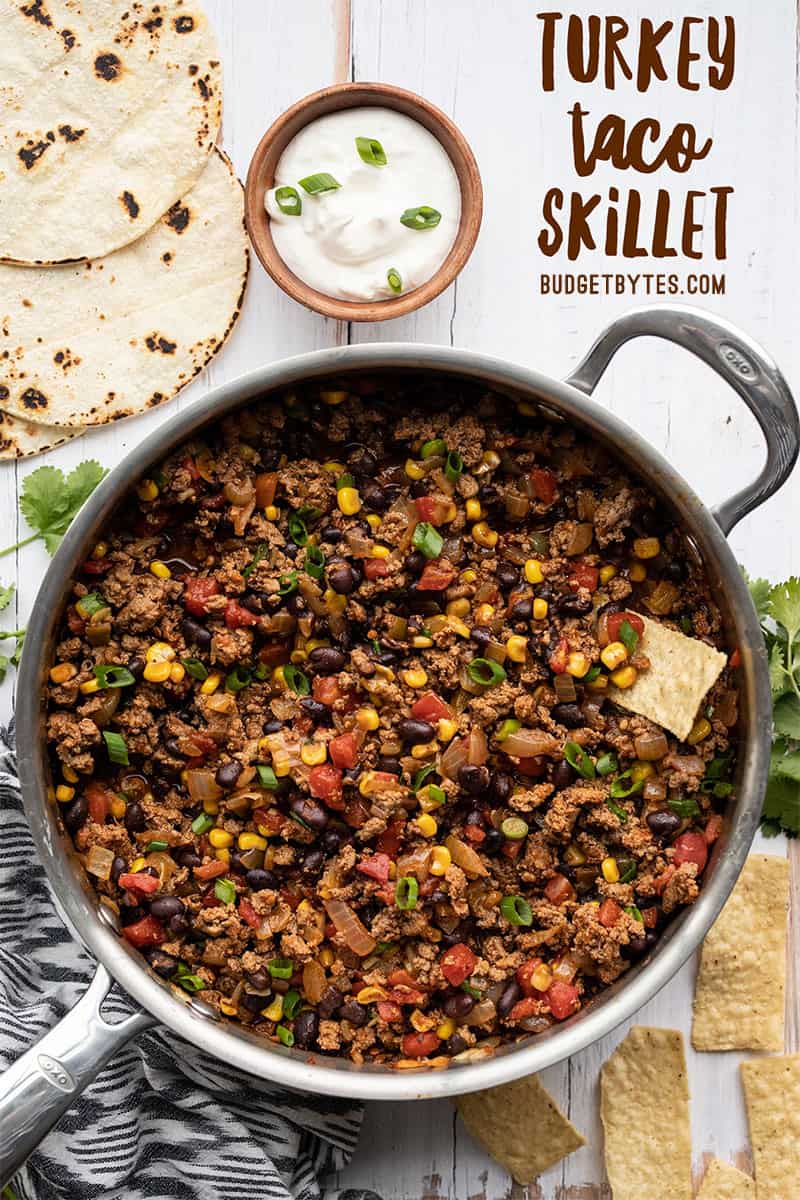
[445, 834, 489, 878]
[459, 998, 497, 1027]
[634, 731, 669, 761]
[554, 674, 577, 702]
[85, 845, 115, 880]
[186, 769, 223, 803]
[643, 778, 667, 803]
[502, 728, 559, 758]
[664, 753, 705, 777]
[565, 522, 594, 556]
[397, 847, 431, 882]
[467, 727, 488, 765]
[441, 736, 469, 780]
[224, 479, 255, 507]
[504, 490, 530, 521]
[645, 581, 680, 615]
[302, 959, 327, 1004]
[324, 899, 376, 956]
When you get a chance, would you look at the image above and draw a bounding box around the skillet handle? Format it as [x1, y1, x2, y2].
[0, 963, 155, 1189]
[565, 304, 799, 535]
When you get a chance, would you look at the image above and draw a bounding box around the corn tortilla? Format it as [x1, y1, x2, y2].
[692, 854, 789, 1052]
[741, 1055, 800, 1200]
[455, 1073, 585, 1185]
[600, 1026, 692, 1200]
[608, 615, 727, 740]
[0, 410, 80, 458]
[697, 1159, 755, 1200]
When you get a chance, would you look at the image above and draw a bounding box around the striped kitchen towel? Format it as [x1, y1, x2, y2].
[0, 724, 380, 1200]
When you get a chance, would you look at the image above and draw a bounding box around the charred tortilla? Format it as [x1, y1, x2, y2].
[0, 410, 80, 459]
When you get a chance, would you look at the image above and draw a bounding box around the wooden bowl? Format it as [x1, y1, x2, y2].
[244, 82, 483, 322]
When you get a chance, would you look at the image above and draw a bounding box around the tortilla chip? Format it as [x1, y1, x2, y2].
[697, 1159, 755, 1199]
[741, 1055, 800, 1200]
[456, 1073, 585, 1184]
[600, 1026, 692, 1200]
[692, 855, 789, 1052]
[608, 615, 727, 740]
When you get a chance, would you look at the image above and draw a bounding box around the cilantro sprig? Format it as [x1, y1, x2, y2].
[1, 461, 107, 557]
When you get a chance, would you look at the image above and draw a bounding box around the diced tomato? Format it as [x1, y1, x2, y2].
[517, 754, 548, 777]
[224, 599, 259, 630]
[411, 691, 452, 722]
[342, 796, 368, 823]
[193, 859, 228, 881]
[414, 496, 448, 525]
[183, 576, 220, 617]
[516, 957, 544, 996]
[402, 1032, 440, 1059]
[375, 883, 396, 906]
[570, 562, 599, 592]
[417, 559, 456, 591]
[642, 906, 659, 930]
[673, 831, 708, 873]
[258, 642, 291, 668]
[122, 915, 165, 949]
[85, 781, 111, 825]
[463, 825, 486, 845]
[252, 807, 284, 836]
[81, 558, 111, 575]
[329, 731, 360, 769]
[375, 818, 405, 858]
[704, 813, 724, 845]
[530, 467, 557, 505]
[280, 886, 303, 912]
[386, 969, 423, 991]
[239, 897, 261, 929]
[440, 943, 477, 986]
[509, 996, 543, 1022]
[607, 611, 646, 642]
[501, 839, 523, 861]
[313, 676, 341, 706]
[66, 605, 86, 635]
[182, 456, 201, 481]
[387, 970, 427, 1006]
[598, 898, 622, 928]
[119, 872, 159, 895]
[549, 636, 569, 674]
[308, 764, 343, 803]
[364, 558, 389, 580]
[377, 1000, 403, 1024]
[183, 732, 217, 759]
[546, 981, 579, 1020]
[255, 471, 278, 508]
[729, 647, 741, 669]
[357, 853, 391, 884]
[653, 865, 676, 894]
[544, 874, 576, 905]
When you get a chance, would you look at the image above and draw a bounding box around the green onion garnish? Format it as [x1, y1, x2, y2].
[595, 752, 618, 777]
[669, 797, 701, 818]
[256, 764, 278, 789]
[461, 981, 482, 999]
[299, 172, 341, 195]
[501, 816, 528, 840]
[243, 542, 269, 581]
[93, 664, 135, 689]
[618, 859, 638, 884]
[276, 1024, 295, 1047]
[412, 763, 436, 792]
[421, 438, 447, 459]
[102, 731, 129, 766]
[225, 665, 252, 693]
[609, 770, 643, 800]
[146, 839, 169, 852]
[625, 905, 644, 924]
[496, 718, 521, 742]
[467, 657, 507, 687]
[282, 989, 302, 1019]
[191, 812, 214, 835]
[564, 741, 596, 780]
[305, 545, 325, 581]
[387, 267, 402, 294]
[606, 799, 629, 822]
[412, 521, 443, 560]
[283, 664, 310, 696]
[76, 593, 107, 618]
[275, 185, 302, 215]
[444, 451, 463, 484]
[173, 962, 205, 993]
[214, 877, 236, 905]
[584, 664, 602, 682]
[619, 619, 639, 655]
[395, 875, 419, 911]
[355, 136, 387, 166]
[400, 205, 441, 230]
[181, 657, 208, 681]
[336, 473, 355, 491]
[288, 512, 309, 546]
[500, 894, 533, 926]
[267, 956, 294, 980]
[278, 571, 299, 596]
[425, 783, 446, 808]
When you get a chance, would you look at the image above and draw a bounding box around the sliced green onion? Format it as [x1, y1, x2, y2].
[214, 877, 236, 905]
[355, 136, 387, 166]
[299, 172, 341, 195]
[618, 859, 638, 884]
[395, 875, 419, 911]
[371, 638, 382, 655]
[609, 770, 643, 800]
[460, 981, 482, 999]
[595, 752, 618, 777]
[336, 473, 355, 491]
[606, 799, 629, 822]
[243, 543, 269, 581]
[181, 657, 208, 681]
[412, 521, 443, 560]
[174, 962, 205, 993]
[425, 783, 446, 807]
[282, 989, 302, 1019]
[584, 664, 602, 682]
[444, 451, 463, 484]
[76, 592, 107, 618]
[146, 839, 169, 852]
[283, 664, 310, 696]
[500, 894, 533, 926]
[276, 1024, 295, 1047]
[275, 185, 302, 215]
[191, 812, 214, 835]
[93, 664, 135, 689]
[254, 662, 270, 681]
[564, 741, 596, 779]
[387, 267, 402, 294]
[669, 797, 701, 819]
[225, 665, 252, 693]
[501, 816, 528, 840]
[412, 763, 436, 792]
[305, 545, 325, 581]
[619, 619, 639, 655]
[102, 731, 129, 766]
[496, 718, 521, 743]
[278, 571, 299, 596]
[256, 764, 278, 789]
[288, 512, 309, 546]
[421, 438, 447, 459]
[711, 781, 733, 799]
[467, 657, 507, 687]
[625, 905, 644, 924]
[400, 205, 441, 230]
[680, 615, 693, 635]
[267, 956, 293, 980]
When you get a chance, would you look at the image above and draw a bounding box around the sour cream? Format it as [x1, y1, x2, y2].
[265, 107, 461, 301]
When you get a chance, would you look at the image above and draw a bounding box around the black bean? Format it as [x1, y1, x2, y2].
[337, 998, 368, 1026]
[124, 801, 146, 834]
[291, 795, 328, 831]
[299, 698, 328, 726]
[149, 896, 185, 921]
[646, 809, 682, 839]
[444, 1033, 468, 1056]
[496, 978, 522, 1017]
[477, 483, 497, 502]
[321, 828, 343, 854]
[378, 757, 402, 776]
[246, 868, 277, 891]
[496, 564, 519, 591]
[376, 650, 400, 666]
[308, 646, 346, 673]
[248, 970, 271, 991]
[595, 599, 624, 620]
[168, 913, 190, 937]
[458, 763, 490, 795]
[443, 992, 474, 1018]
[410, 479, 428, 498]
[327, 562, 357, 595]
[469, 626, 492, 650]
[398, 718, 436, 745]
[163, 737, 182, 756]
[172, 844, 202, 868]
[551, 761, 575, 789]
[558, 593, 593, 616]
[552, 702, 585, 728]
[145, 948, 178, 978]
[62, 794, 88, 835]
[286, 592, 307, 616]
[645, 930, 659, 949]
[404, 550, 425, 576]
[320, 525, 343, 544]
[482, 828, 505, 855]
[110, 855, 127, 884]
[262, 719, 283, 734]
[509, 596, 533, 622]
[663, 559, 685, 582]
[362, 484, 390, 512]
[294, 1009, 320, 1048]
[241, 991, 270, 1013]
[181, 617, 212, 647]
[214, 760, 242, 790]
[318, 984, 344, 1018]
[302, 848, 325, 874]
[621, 935, 649, 961]
[490, 772, 513, 803]
[127, 655, 146, 679]
[119, 904, 146, 925]
[343, 765, 362, 782]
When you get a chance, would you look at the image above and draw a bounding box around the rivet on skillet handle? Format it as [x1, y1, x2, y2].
[0, 963, 155, 1189]
[565, 304, 799, 535]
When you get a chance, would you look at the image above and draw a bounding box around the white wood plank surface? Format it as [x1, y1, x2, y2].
[2, 2, 797, 1196]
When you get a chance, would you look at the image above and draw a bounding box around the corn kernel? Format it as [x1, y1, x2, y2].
[55, 784, 75, 803]
[601, 856, 620, 883]
[402, 668, 428, 689]
[319, 947, 335, 968]
[687, 717, 712, 745]
[201, 672, 221, 695]
[366, 513, 381, 530]
[143, 660, 171, 683]
[465, 498, 482, 521]
[430, 846, 452, 875]
[324, 588, 347, 614]
[411, 635, 434, 649]
[437, 1018, 456, 1040]
[272, 666, 287, 690]
[109, 796, 125, 819]
[600, 641, 628, 670]
[203, 797, 220, 815]
[437, 718, 458, 742]
[370, 544, 390, 559]
[136, 479, 159, 502]
[460, 568, 477, 583]
[532, 597, 549, 620]
[446, 619, 469, 641]
[442, 501, 458, 522]
[531, 963, 553, 992]
[321, 389, 348, 406]
[481, 450, 501, 470]
[586, 672, 608, 692]
[265, 505, 280, 520]
[411, 740, 437, 759]
[63, 765, 79, 784]
[92, 541, 108, 559]
[524, 559, 544, 585]
[599, 564, 618, 585]
[145, 641, 175, 665]
[472, 521, 498, 549]
[50, 663, 76, 684]
[150, 560, 172, 580]
[631, 761, 655, 783]
[209, 829, 233, 849]
[418, 787, 445, 813]
[263, 995, 284, 1022]
[358, 771, 376, 797]
[446, 598, 470, 618]
[214, 848, 231, 863]
[79, 678, 100, 695]
[356, 707, 380, 731]
[169, 662, 185, 684]
[219, 999, 238, 1016]
[323, 461, 346, 473]
[337, 486, 362, 516]
[356, 986, 387, 1004]
[129, 857, 146, 873]
[634, 536, 661, 560]
[272, 752, 291, 777]
[566, 652, 590, 678]
[373, 664, 395, 681]
[410, 1008, 436, 1032]
[629, 562, 647, 583]
[290, 649, 308, 664]
[517, 400, 538, 417]
[301, 741, 327, 766]
[610, 665, 638, 689]
[474, 603, 495, 624]
[405, 458, 425, 480]
[563, 843, 586, 866]
[238, 832, 267, 852]
[506, 635, 528, 663]
[417, 814, 437, 837]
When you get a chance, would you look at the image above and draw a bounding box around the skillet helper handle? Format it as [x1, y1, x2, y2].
[0, 963, 155, 1189]
[565, 304, 799, 535]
